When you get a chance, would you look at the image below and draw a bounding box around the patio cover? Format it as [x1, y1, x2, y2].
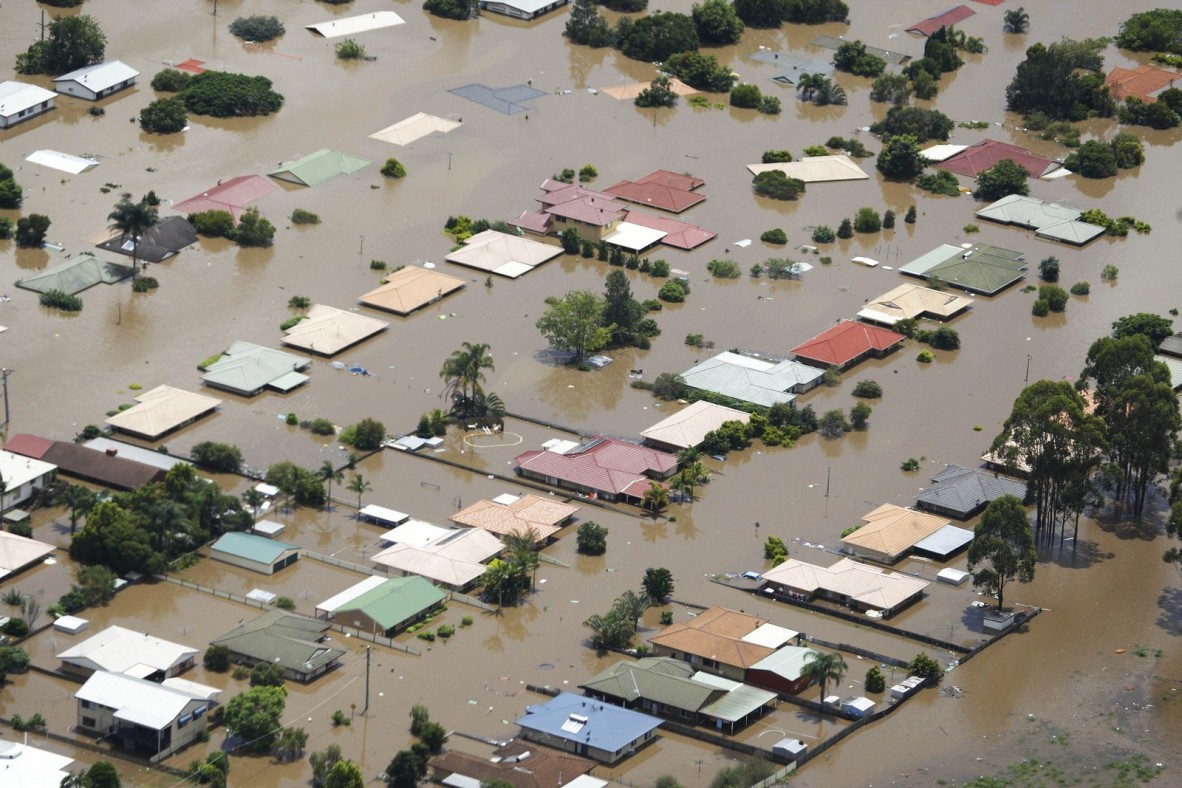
[603, 222, 666, 252]
[306, 11, 406, 38]
[370, 112, 462, 146]
[25, 150, 99, 174]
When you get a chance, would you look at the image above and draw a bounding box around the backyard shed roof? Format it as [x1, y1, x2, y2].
[15, 254, 131, 296]
[856, 283, 973, 325]
[359, 267, 466, 314]
[911, 524, 976, 557]
[1154, 355, 1182, 390]
[694, 673, 777, 722]
[82, 437, 189, 471]
[791, 321, 905, 368]
[306, 11, 406, 37]
[445, 230, 562, 278]
[172, 175, 278, 221]
[379, 519, 452, 546]
[370, 112, 461, 145]
[1158, 335, 1182, 358]
[746, 155, 869, 182]
[268, 149, 372, 186]
[105, 385, 221, 439]
[449, 493, 579, 541]
[282, 304, 389, 355]
[602, 222, 666, 252]
[907, 5, 975, 36]
[749, 646, 821, 681]
[211, 531, 299, 564]
[640, 400, 751, 450]
[937, 139, 1060, 179]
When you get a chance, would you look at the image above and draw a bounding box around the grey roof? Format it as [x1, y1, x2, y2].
[975, 195, 1106, 246]
[211, 610, 345, 674]
[96, 216, 198, 263]
[914, 464, 1027, 518]
[83, 437, 190, 471]
[581, 658, 719, 712]
[1158, 335, 1182, 359]
[810, 35, 909, 64]
[681, 352, 822, 407]
[903, 243, 1027, 295]
[517, 691, 662, 751]
[202, 341, 311, 396]
[748, 51, 834, 85]
[911, 524, 975, 557]
[15, 253, 132, 295]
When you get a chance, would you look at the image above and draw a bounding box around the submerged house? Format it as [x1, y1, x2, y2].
[0, 80, 56, 128]
[429, 740, 596, 788]
[899, 243, 1027, 296]
[647, 607, 797, 682]
[479, 0, 571, 20]
[914, 464, 1028, 519]
[640, 400, 751, 453]
[210, 531, 300, 575]
[76, 671, 218, 759]
[201, 341, 310, 396]
[791, 321, 906, 371]
[104, 385, 222, 441]
[58, 625, 198, 680]
[54, 61, 139, 101]
[680, 351, 823, 408]
[315, 575, 446, 637]
[210, 610, 345, 682]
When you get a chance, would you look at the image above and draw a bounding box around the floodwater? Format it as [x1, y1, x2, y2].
[2, 0, 1182, 784]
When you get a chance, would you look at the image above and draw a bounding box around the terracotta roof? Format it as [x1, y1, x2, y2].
[1105, 65, 1181, 103]
[791, 321, 905, 367]
[545, 196, 626, 227]
[509, 210, 553, 234]
[604, 179, 705, 213]
[514, 437, 677, 497]
[907, 4, 975, 36]
[937, 139, 1059, 179]
[174, 59, 206, 74]
[623, 212, 716, 250]
[637, 169, 704, 191]
[172, 175, 278, 221]
[449, 493, 579, 540]
[648, 607, 774, 669]
[358, 266, 466, 315]
[537, 184, 618, 207]
[841, 504, 950, 561]
[430, 742, 595, 788]
[4, 434, 54, 460]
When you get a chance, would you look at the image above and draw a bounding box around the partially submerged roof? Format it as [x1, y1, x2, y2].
[791, 321, 906, 368]
[902, 243, 1027, 295]
[0, 740, 74, 786]
[202, 341, 311, 395]
[810, 35, 909, 65]
[937, 139, 1060, 179]
[516, 692, 662, 753]
[514, 436, 677, 498]
[96, 215, 198, 263]
[582, 658, 718, 711]
[0, 530, 55, 580]
[105, 385, 221, 440]
[1105, 64, 1182, 103]
[37, 439, 164, 489]
[211, 610, 345, 675]
[747, 155, 869, 183]
[623, 212, 716, 250]
[856, 283, 974, 325]
[268, 149, 373, 186]
[76, 671, 210, 732]
[282, 304, 389, 355]
[907, 4, 975, 36]
[172, 175, 278, 221]
[915, 464, 1027, 518]
[600, 79, 697, 100]
[841, 503, 951, 561]
[371, 527, 504, 588]
[53, 61, 140, 91]
[604, 171, 705, 214]
[211, 531, 299, 564]
[58, 625, 198, 677]
[83, 437, 188, 470]
[306, 11, 406, 37]
[974, 194, 1106, 245]
[1154, 355, 1182, 390]
[318, 575, 446, 630]
[359, 267, 467, 314]
[370, 112, 461, 145]
[25, 150, 99, 174]
[445, 230, 562, 278]
[919, 143, 968, 162]
[681, 352, 820, 407]
[0, 80, 56, 117]
[449, 493, 579, 541]
[695, 673, 777, 722]
[15, 253, 132, 296]
[0, 448, 56, 497]
[749, 50, 833, 85]
[762, 557, 930, 612]
[1159, 335, 1182, 359]
[641, 400, 751, 450]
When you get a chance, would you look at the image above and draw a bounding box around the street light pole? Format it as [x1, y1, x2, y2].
[0, 368, 11, 429]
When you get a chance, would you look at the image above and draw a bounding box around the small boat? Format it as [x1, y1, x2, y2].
[851, 256, 880, 267]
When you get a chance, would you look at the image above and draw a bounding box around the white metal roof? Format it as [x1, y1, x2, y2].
[306, 11, 406, 38]
[360, 504, 410, 525]
[602, 222, 667, 252]
[53, 61, 139, 91]
[0, 531, 56, 580]
[739, 622, 798, 648]
[0, 741, 74, 788]
[160, 677, 221, 700]
[0, 80, 56, 117]
[25, 150, 98, 174]
[746, 155, 869, 182]
[76, 671, 206, 731]
[316, 575, 388, 616]
[369, 112, 461, 146]
[0, 450, 56, 494]
[919, 144, 967, 162]
[57, 625, 197, 675]
[379, 519, 452, 546]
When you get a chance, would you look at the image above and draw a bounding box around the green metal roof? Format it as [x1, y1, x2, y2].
[921, 243, 1026, 295]
[211, 610, 345, 674]
[580, 657, 720, 712]
[268, 148, 373, 186]
[16, 253, 133, 295]
[211, 531, 298, 564]
[699, 682, 777, 722]
[335, 576, 446, 629]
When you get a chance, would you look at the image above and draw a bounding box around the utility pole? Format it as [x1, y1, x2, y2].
[39, 9, 47, 40]
[825, 466, 831, 498]
[0, 369, 10, 429]
[363, 646, 371, 714]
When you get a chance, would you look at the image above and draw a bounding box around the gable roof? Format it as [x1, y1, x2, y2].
[622, 212, 716, 250]
[648, 607, 778, 670]
[445, 230, 563, 278]
[856, 283, 974, 325]
[841, 503, 951, 561]
[211, 531, 299, 564]
[202, 341, 310, 395]
[640, 400, 751, 450]
[1154, 355, 1182, 390]
[762, 557, 929, 612]
[371, 527, 504, 588]
[268, 149, 372, 186]
[0, 740, 75, 786]
[323, 575, 446, 629]
[681, 351, 822, 407]
[96, 215, 198, 263]
[1105, 64, 1181, 103]
[54, 61, 139, 91]
[282, 304, 389, 355]
[0, 80, 56, 119]
[306, 10, 406, 37]
[211, 610, 345, 673]
[37, 439, 164, 489]
[974, 194, 1106, 245]
[449, 494, 579, 541]
[3, 433, 54, 460]
[26, 149, 99, 174]
[370, 112, 462, 145]
[516, 691, 662, 752]
[83, 438, 190, 472]
[915, 464, 1027, 517]
[810, 35, 910, 65]
[581, 657, 720, 711]
[749, 646, 821, 681]
[1158, 335, 1182, 359]
[58, 625, 198, 677]
[791, 321, 905, 367]
[15, 253, 132, 295]
[0, 448, 57, 494]
[600, 79, 698, 101]
[514, 437, 677, 497]
[750, 50, 834, 85]
[906, 4, 975, 36]
[358, 267, 466, 314]
[429, 741, 596, 788]
[76, 671, 209, 731]
[937, 139, 1060, 179]
[746, 155, 869, 183]
[105, 385, 221, 439]
[172, 175, 278, 221]
[0, 530, 55, 579]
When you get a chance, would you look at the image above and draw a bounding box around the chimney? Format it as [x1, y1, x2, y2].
[105, 448, 118, 456]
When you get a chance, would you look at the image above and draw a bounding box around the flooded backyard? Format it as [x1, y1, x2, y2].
[2, 0, 1181, 784]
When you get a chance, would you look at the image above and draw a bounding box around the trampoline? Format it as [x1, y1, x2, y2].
[448, 83, 546, 115]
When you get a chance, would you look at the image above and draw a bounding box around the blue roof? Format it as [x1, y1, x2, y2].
[211, 531, 298, 564]
[516, 692, 661, 752]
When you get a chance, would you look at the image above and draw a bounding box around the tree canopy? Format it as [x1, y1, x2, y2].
[1111, 313, 1174, 348]
[870, 106, 954, 142]
[1005, 40, 1114, 120]
[692, 0, 744, 44]
[732, 0, 789, 28]
[967, 495, 1036, 610]
[617, 13, 699, 62]
[536, 291, 612, 364]
[16, 14, 106, 74]
[753, 170, 806, 200]
[876, 134, 926, 181]
[1115, 9, 1182, 53]
[180, 71, 284, 117]
[973, 159, 1030, 201]
[223, 685, 287, 752]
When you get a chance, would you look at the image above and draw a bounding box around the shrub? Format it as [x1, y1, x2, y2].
[752, 170, 805, 200]
[764, 536, 789, 565]
[652, 373, 688, 400]
[234, 207, 275, 248]
[151, 68, 192, 92]
[658, 281, 687, 303]
[0, 218, 12, 239]
[437, 624, 455, 639]
[339, 417, 386, 450]
[853, 208, 882, 233]
[40, 289, 82, 311]
[15, 214, 51, 248]
[335, 38, 366, 60]
[916, 170, 961, 196]
[1070, 282, 1090, 296]
[665, 52, 738, 92]
[382, 158, 407, 178]
[424, 0, 475, 20]
[280, 316, 306, 331]
[1039, 284, 1068, 313]
[760, 228, 787, 244]
[1032, 299, 1049, 317]
[761, 150, 792, 163]
[865, 666, 886, 693]
[730, 83, 763, 109]
[306, 417, 336, 436]
[883, 209, 896, 229]
[286, 413, 299, 426]
[229, 15, 285, 41]
[905, 205, 917, 224]
[908, 653, 944, 681]
[927, 327, 960, 350]
[189, 210, 236, 238]
[836, 218, 853, 239]
[706, 259, 741, 279]
[963, 223, 980, 234]
[288, 295, 311, 310]
[190, 441, 244, 473]
[276, 597, 296, 611]
[291, 209, 320, 225]
[852, 380, 883, 398]
[759, 96, 782, 115]
[650, 260, 670, 277]
[331, 710, 351, 727]
[181, 71, 284, 117]
[131, 276, 159, 293]
[803, 145, 829, 157]
[834, 40, 886, 77]
[917, 350, 933, 363]
[811, 225, 836, 243]
[579, 164, 598, 181]
[576, 521, 608, 555]
[1038, 256, 1059, 282]
[204, 645, 231, 672]
[461, 615, 473, 627]
[1101, 264, 1119, 281]
[2, 618, 29, 637]
[901, 458, 920, 471]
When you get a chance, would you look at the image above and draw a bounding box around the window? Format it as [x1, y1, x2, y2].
[82, 716, 96, 728]
[81, 700, 92, 709]
[703, 658, 719, 669]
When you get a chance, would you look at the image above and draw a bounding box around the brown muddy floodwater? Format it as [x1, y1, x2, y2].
[2, 0, 1182, 784]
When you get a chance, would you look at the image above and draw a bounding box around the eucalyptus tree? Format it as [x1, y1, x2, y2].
[967, 495, 1036, 610]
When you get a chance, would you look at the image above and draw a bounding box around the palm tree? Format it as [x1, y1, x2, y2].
[242, 488, 267, 518]
[440, 341, 495, 417]
[503, 527, 542, 593]
[796, 72, 822, 101]
[1003, 7, 1029, 34]
[107, 195, 158, 280]
[813, 79, 848, 107]
[470, 390, 507, 428]
[613, 590, 652, 629]
[346, 473, 373, 514]
[640, 482, 670, 516]
[672, 461, 707, 502]
[58, 483, 98, 534]
[801, 650, 849, 716]
[318, 461, 343, 510]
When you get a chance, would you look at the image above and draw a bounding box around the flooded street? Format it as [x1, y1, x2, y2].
[2, 0, 1181, 784]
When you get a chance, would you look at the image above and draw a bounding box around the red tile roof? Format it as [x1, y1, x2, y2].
[4, 434, 53, 460]
[537, 184, 618, 207]
[791, 321, 905, 367]
[509, 210, 553, 234]
[636, 169, 704, 192]
[936, 139, 1057, 179]
[172, 175, 278, 221]
[604, 180, 706, 213]
[907, 4, 975, 36]
[514, 437, 677, 497]
[545, 196, 626, 227]
[1105, 65, 1181, 103]
[624, 212, 717, 250]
